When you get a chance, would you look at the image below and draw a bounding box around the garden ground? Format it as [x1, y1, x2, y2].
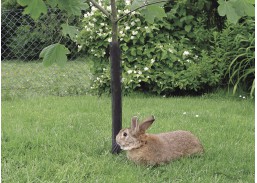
[1, 61, 254, 182]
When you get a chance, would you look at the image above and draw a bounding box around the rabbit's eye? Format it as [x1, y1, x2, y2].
[123, 132, 127, 137]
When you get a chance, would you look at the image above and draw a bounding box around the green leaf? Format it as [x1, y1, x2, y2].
[58, 0, 88, 16]
[61, 24, 79, 41]
[234, 0, 255, 17]
[218, 0, 241, 24]
[218, 0, 254, 24]
[246, 0, 255, 5]
[131, 0, 167, 11]
[141, 5, 167, 23]
[185, 25, 192, 32]
[40, 43, 70, 67]
[131, 0, 144, 11]
[17, 0, 47, 20]
[46, 0, 58, 8]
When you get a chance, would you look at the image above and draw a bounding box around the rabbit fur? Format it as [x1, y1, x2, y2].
[116, 116, 204, 165]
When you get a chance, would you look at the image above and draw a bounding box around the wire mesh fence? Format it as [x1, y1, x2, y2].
[1, 9, 90, 99]
[1, 8, 83, 61]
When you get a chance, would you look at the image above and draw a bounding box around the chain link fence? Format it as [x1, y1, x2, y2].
[1, 9, 91, 99]
[1, 8, 83, 61]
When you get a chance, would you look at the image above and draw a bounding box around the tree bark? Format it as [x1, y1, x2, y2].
[110, 41, 122, 154]
[110, 0, 122, 154]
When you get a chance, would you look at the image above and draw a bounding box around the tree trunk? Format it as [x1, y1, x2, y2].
[110, 41, 122, 154]
[110, 0, 122, 154]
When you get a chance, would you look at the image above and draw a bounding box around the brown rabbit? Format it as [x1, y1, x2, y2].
[116, 116, 204, 165]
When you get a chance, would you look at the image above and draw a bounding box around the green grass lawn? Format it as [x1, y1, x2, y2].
[2, 95, 254, 182]
[1, 61, 254, 182]
[2, 60, 91, 100]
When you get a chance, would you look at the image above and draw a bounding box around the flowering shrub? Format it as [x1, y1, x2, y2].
[77, 1, 224, 95]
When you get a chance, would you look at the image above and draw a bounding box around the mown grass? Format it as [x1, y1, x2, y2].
[2, 60, 91, 100]
[1, 61, 254, 182]
[2, 94, 254, 182]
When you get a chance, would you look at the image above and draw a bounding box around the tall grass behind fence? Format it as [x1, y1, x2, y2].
[1, 8, 83, 61]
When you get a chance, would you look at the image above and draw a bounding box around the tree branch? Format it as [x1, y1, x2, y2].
[116, 0, 168, 23]
[88, 0, 111, 19]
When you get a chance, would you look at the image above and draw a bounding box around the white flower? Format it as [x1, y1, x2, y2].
[131, 36, 135, 39]
[120, 33, 125, 37]
[135, 18, 140, 22]
[139, 79, 141, 82]
[108, 38, 112, 42]
[168, 48, 174, 53]
[183, 112, 187, 115]
[124, 9, 130, 14]
[89, 22, 94, 27]
[151, 59, 155, 64]
[144, 67, 149, 71]
[243, 96, 246, 99]
[183, 51, 190, 56]
[131, 22, 136, 26]
[138, 71, 142, 75]
[100, 23, 105, 26]
[147, 76, 150, 78]
[125, 0, 131, 5]
[195, 115, 199, 117]
[92, 6, 97, 12]
[77, 45, 82, 51]
[92, 18, 97, 22]
[125, 26, 130, 30]
[132, 31, 138, 35]
[106, 6, 111, 11]
[239, 95, 242, 98]
[127, 70, 133, 74]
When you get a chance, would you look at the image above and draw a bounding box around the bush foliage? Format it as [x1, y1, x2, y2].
[211, 18, 255, 97]
[77, 0, 254, 96]
[77, 0, 226, 95]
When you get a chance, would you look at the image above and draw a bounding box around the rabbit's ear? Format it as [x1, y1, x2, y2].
[131, 116, 139, 131]
[139, 115, 155, 131]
